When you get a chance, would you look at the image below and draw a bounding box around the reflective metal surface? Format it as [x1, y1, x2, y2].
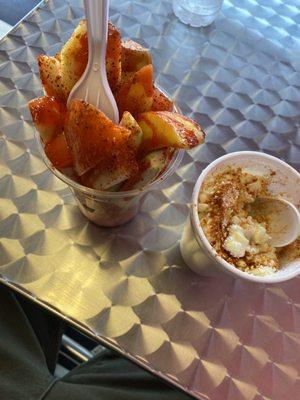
[0, 0, 300, 399]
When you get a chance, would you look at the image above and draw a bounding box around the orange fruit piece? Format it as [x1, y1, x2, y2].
[37, 21, 122, 102]
[115, 64, 154, 118]
[64, 99, 138, 177]
[106, 22, 122, 91]
[44, 132, 73, 169]
[151, 87, 174, 112]
[37, 55, 68, 102]
[121, 39, 152, 73]
[28, 96, 66, 143]
[137, 111, 205, 153]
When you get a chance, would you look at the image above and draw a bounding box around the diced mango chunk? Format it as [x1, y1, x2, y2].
[64, 99, 138, 178]
[38, 55, 68, 101]
[151, 87, 174, 112]
[137, 111, 205, 152]
[28, 96, 66, 143]
[115, 64, 154, 118]
[106, 22, 122, 90]
[60, 20, 88, 96]
[38, 20, 122, 102]
[121, 39, 152, 73]
[44, 132, 73, 169]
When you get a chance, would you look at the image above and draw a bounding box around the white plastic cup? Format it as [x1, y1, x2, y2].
[180, 151, 300, 283]
[63, 150, 183, 227]
[173, 0, 224, 27]
[36, 133, 183, 227]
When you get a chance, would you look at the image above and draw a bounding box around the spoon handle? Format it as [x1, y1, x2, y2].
[84, 0, 109, 77]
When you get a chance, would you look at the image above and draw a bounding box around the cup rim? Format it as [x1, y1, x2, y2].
[35, 130, 184, 198]
[190, 151, 300, 283]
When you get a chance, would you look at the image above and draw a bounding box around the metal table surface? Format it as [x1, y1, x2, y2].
[0, 0, 300, 399]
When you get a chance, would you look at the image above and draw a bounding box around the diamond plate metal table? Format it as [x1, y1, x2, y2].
[0, 1, 300, 399]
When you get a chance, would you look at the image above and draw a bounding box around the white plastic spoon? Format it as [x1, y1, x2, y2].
[250, 197, 300, 247]
[67, 0, 119, 123]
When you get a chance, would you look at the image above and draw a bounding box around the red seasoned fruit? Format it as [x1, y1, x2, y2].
[28, 96, 66, 143]
[44, 132, 73, 169]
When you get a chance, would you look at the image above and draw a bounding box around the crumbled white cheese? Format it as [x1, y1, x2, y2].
[223, 224, 249, 258]
[223, 219, 271, 258]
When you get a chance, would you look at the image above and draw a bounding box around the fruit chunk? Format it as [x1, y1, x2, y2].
[38, 21, 122, 101]
[137, 111, 205, 152]
[44, 132, 73, 169]
[59, 20, 121, 93]
[122, 148, 173, 190]
[81, 162, 132, 191]
[115, 64, 154, 117]
[64, 99, 138, 179]
[60, 20, 88, 96]
[38, 55, 68, 101]
[151, 87, 174, 112]
[106, 22, 122, 90]
[29, 96, 66, 143]
[121, 40, 152, 73]
[120, 111, 143, 149]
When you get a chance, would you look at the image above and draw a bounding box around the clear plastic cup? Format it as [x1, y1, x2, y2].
[35, 129, 184, 227]
[173, 0, 224, 27]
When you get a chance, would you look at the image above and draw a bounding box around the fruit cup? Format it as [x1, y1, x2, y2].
[30, 19, 206, 229]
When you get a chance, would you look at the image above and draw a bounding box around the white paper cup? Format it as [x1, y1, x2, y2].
[180, 151, 300, 283]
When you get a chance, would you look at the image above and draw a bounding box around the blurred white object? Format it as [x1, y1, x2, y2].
[172, 0, 223, 27]
[67, 0, 119, 123]
[0, 20, 12, 39]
